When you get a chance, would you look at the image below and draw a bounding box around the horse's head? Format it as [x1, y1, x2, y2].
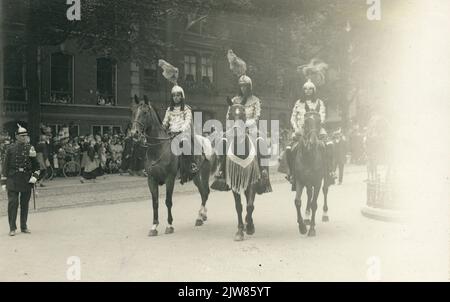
[131, 96, 163, 137]
[303, 111, 321, 147]
[228, 104, 247, 123]
[304, 112, 321, 134]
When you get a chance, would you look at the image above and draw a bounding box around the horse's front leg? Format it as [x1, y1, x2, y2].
[233, 191, 245, 241]
[308, 182, 322, 237]
[148, 177, 159, 237]
[244, 186, 256, 235]
[304, 186, 313, 225]
[164, 176, 175, 234]
[193, 169, 208, 226]
[295, 182, 307, 235]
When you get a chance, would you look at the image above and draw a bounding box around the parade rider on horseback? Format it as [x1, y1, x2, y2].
[159, 60, 199, 181]
[285, 59, 330, 186]
[214, 50, 271, 193]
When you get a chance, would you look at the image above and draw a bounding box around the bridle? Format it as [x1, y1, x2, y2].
[132, 104, 175, 168]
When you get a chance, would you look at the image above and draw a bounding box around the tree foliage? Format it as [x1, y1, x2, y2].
[12, 0, 378, 125]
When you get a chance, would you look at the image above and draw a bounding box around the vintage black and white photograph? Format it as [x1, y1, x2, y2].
[0, 0, 448, 283]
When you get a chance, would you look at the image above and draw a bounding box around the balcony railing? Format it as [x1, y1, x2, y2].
[3, 101, 28, 114]
[4, 87, 26, 103]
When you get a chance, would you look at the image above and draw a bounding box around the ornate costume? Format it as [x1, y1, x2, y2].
[162, 102, 192, 133]
[291, 92, 326, 135]
[226, 95, 261, 127]
[285, 59, 332, 188]
[213, 50, 271, 194]
[159, 59, 199, 182]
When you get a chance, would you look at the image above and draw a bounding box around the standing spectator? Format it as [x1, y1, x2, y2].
[52, 137, 63, 177]
[0, 132, 12, 174]
[109, 135, 123, 173]
[131, 134, 146, 177]
[94, 135, 106, 178]
[333, 129, 347, 185]
[36, 134, 50, 187]
[120, 132, 135, 175]
[79, 136, 88, 175]
[80, 137, 99, 183]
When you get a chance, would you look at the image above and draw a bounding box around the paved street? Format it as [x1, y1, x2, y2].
[0, 165, 447, 281]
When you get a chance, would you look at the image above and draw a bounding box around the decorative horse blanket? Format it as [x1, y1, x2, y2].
[225, 137, 261, 193]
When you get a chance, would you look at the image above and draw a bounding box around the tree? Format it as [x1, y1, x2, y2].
[7, 0, 378, 136]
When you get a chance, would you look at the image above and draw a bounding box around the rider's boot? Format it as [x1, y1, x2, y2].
[285, 146, 296, 191]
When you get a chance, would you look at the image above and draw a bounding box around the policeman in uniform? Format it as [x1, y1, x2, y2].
[1, 124, 40, 236]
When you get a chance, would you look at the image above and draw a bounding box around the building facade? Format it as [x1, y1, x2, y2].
[1, 1, 341, 140]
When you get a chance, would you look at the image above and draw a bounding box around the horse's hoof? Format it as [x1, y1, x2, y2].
[195, 219, 203, 226]
[304, 219, 310, 225]
[307, 228, 316, 237]
[165, 226, 174, 234]
[245, 224, 255, 235]
[322, 215, 329, 222]
[234, 230, 244, 241]
[148, 229, 158, 237]
[298, 223, 307, 235]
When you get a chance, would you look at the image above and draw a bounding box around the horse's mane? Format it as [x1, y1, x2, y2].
[144, 103, 167, 137]
[151, 106, 163, 125]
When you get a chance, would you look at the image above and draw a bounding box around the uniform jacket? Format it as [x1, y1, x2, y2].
[290, 99, 326, 133]
[1, 142, 40, 192]
[226, 95, 261, 126]
[162, 105, 192, 133]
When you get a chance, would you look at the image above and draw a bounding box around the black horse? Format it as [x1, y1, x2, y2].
[217, 104, 269, 241]
[293, 111, 333, 236]
[131, 99, 217, 236]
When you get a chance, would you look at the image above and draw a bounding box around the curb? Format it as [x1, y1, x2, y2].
[361, 205, 402, 222]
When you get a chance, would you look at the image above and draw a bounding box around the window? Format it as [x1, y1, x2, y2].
[201, 56, 213, 85]
[130, 62, 140, 97]
[92, 125, 122, 136]
[184, 55, 197, 86]
[3, 46, 25, 102]
[112, 126, 122, 135]
[97, 58, 117, 105]
[143, 61, 157, 91]
[92, 126, 102, 136]
[48, 124, 79, 138]
[50, 52, 73, 104]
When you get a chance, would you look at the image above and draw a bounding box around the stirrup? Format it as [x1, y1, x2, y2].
[191, 163, 199, 173]
[286, 174, 295, 184]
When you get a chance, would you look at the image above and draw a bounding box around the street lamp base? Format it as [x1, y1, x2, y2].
[361, 205, 402, 222]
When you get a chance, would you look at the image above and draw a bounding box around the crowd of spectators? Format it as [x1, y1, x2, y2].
[0, 121, 368, 187]
[0, 124, 148, 187]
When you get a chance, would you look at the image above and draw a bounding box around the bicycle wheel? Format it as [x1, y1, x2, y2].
[45, 166, 54, 180]
[63, 161, 81, 177]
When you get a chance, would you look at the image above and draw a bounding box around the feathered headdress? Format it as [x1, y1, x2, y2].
[297, 58, 329, 87]
[158, 59, 185, 98]
[227, 49, 247, 77]
[158, 59, 179, 85]
[227, 49, 252, 89]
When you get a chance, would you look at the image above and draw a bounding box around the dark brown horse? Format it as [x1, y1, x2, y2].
[131, 100, 216, 236]
[293, 111, 332, 236]
[221, 104, 266, 241]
